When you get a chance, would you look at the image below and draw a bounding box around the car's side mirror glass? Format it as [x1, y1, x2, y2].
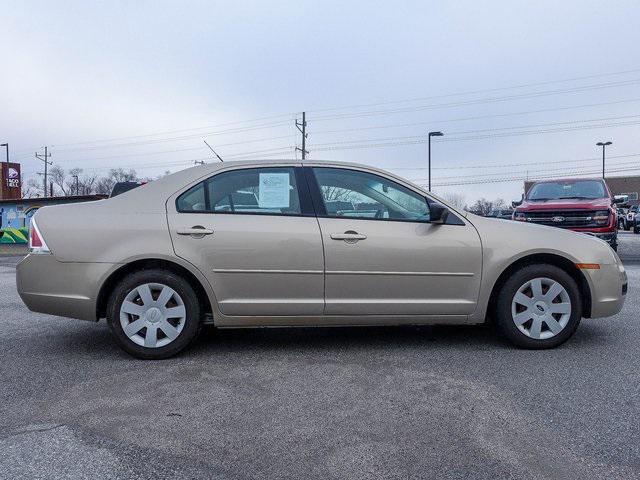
[430, 203, 449, 224]
[512, 195, 523, 208]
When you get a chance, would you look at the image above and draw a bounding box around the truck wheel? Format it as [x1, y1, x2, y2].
[495, 264, 582, 349]
[107, 269, 202, 359]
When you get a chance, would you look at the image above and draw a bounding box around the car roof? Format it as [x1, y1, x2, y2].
[531, 177, 603, 184]
[103, 159, 438, 213]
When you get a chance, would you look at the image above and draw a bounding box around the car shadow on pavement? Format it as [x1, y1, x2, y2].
[182, 321, 612, 357]
[30, 317, 618, 361]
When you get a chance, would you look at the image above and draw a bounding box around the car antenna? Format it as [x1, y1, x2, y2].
[203, 140, 223, 162]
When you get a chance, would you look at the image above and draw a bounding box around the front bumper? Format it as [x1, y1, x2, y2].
[16, 254, 116, 321]
[585, 262, 627, 318]
[582, 231, 617, 245]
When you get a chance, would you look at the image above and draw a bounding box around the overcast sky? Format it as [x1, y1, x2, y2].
[2, 0, 640, 204]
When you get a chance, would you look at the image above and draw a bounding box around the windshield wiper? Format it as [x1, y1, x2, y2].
[558, 196, 593, 200]
[527, 198, 551, 201]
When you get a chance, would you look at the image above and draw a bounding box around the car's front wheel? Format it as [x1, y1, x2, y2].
[495, 264, 582, 349]
[107, 269, 201, 359]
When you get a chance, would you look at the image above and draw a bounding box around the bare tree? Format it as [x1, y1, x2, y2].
[95, 168, 139, 195]
[321, 186, 353, 202]
[20, 167, 144, 198]
[67, 168, 98, 195]
[440, 192, 466, 210]
[22, 177, 43, 198]
[467, 197, 508, 216]
[49, 165, 69, 196]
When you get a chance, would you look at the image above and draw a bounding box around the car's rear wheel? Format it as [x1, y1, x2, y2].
[107, 269, 201, 359]
[495, 264, 582, 349]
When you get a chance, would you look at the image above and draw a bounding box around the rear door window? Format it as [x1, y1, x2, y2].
[177, 167, 303, 216]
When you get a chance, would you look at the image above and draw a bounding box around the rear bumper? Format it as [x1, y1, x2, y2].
[585, 263, 627, 318]
[16, 254, 116, 321]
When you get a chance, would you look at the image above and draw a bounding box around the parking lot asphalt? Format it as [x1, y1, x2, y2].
[1, 237, 639, 479]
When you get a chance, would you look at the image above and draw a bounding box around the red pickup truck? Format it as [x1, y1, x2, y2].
[512, 177, 620, 250]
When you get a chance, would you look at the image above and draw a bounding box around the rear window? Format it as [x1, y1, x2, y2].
[527, 180, 607, 201]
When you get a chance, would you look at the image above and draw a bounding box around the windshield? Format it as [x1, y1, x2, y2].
[527, 180, 606, 201]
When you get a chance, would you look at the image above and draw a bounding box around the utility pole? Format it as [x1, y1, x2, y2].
[295, 112, 308, 159]
[72, 174, 79, 196]
[427, 131, 444, 192]
[35, 146, 52, 198]
[596, 141, 612, 179]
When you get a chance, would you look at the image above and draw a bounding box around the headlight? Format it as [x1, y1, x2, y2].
[513, 211, 526, 221]
[593, 210, 610, 225]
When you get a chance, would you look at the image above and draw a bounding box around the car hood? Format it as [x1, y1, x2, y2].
[517, 198, 611, 211]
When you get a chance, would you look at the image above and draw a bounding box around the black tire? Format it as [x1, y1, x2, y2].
[634, 226, 639, 234]
[107, 269, 202, 359]
[495, 264, 582, 349]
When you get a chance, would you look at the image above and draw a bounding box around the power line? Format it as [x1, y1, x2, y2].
[309, 97, 640, 136]
[47, 120, 294, 154]
[411, 157, 640, 182]
[309, 113, 640, 148]
[422, 165, 640, 188]
[306, 67, 640, 114]
[309, 78, 640, 122]
[43, 133, 298, 165]
[15, 113, 298, 154]
[385, 153, 640, 171]
[14, 69, 640, 156]
[310, 119, 640, 153]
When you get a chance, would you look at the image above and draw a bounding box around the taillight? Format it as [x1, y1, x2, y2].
[29, 218, 50, 254]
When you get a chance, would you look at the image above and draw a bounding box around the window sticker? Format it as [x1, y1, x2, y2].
[258, 173, 290, 208]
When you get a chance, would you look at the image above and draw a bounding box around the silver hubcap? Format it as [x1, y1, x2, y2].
[119, 283, 186, 348]
[511, 277, 571, 340]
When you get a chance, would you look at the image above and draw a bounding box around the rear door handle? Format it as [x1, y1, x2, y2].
[330, 231, 367, 242]
[177, 226, 214, 236]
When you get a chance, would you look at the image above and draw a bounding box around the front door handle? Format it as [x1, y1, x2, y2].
[330, 231, 367, 243]
[177, 226, 214, 237]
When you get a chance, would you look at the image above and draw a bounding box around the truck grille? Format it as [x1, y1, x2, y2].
[524, 210, 602, 228]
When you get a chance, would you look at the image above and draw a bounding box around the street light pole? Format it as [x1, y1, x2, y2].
[427, 131, 444, 192]
[0, 143, 8, 163]
[596, 141, 612, 179]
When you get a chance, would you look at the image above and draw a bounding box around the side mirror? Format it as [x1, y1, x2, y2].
[613, 195, 627, 205]
[512, 195, 523, 208]
[430, 203, 449, 224]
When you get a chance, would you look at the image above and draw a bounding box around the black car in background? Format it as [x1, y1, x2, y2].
[110, 181, 147, 198]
